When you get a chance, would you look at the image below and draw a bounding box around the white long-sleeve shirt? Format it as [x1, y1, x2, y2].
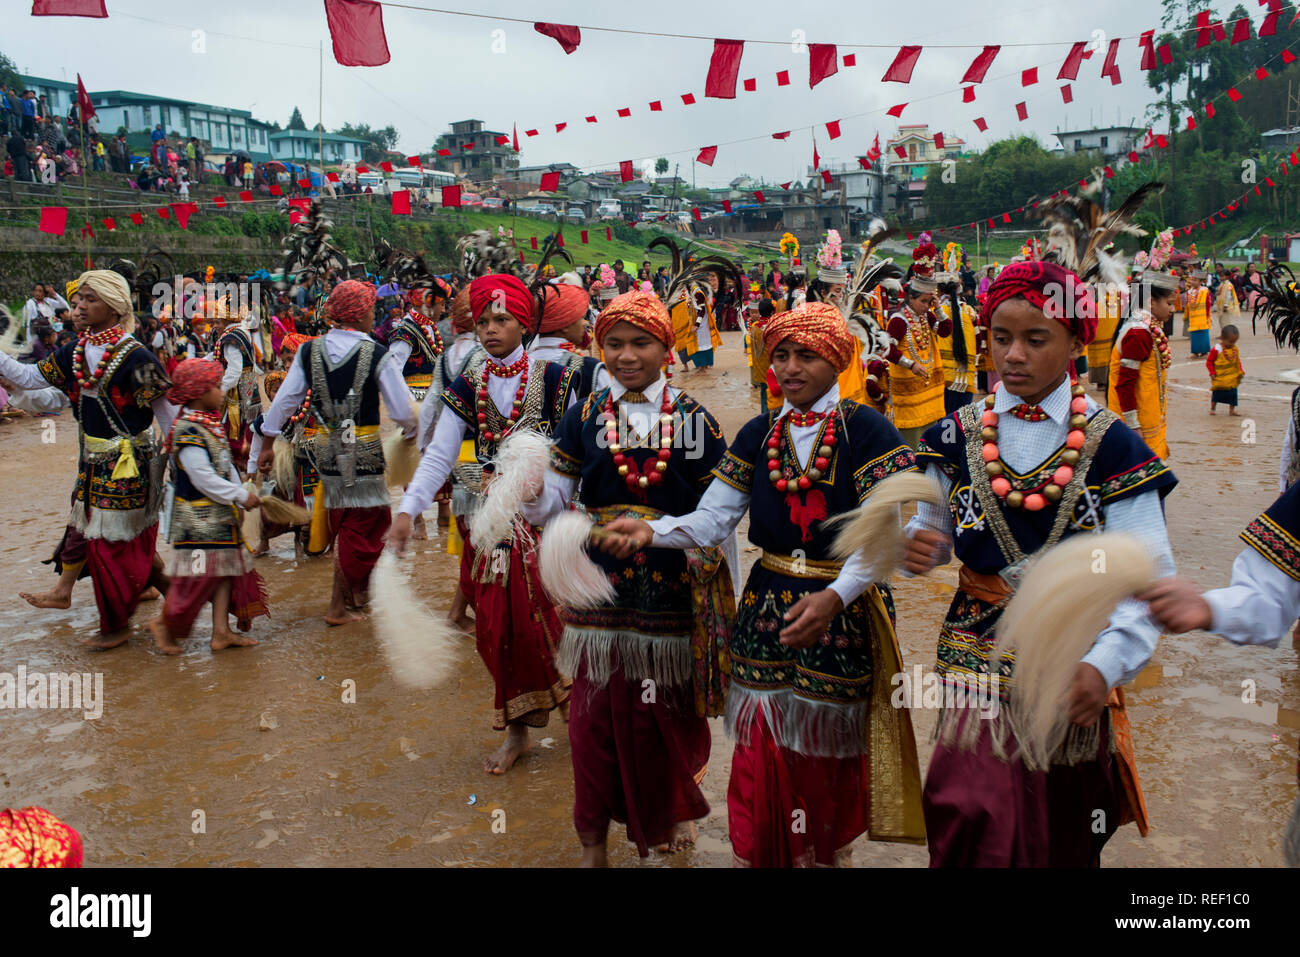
[258, 328, 415, 442]
[531, 336, 611, 393]
[400, 344, 575, 517]
[0, 341, 177, 436]
[904, 377, 1174, 689]
[218, 327, 255, 394]
[643, 384, 876, 609]
[1205, 547, 1300, 647]
[177, 444, 251, 506]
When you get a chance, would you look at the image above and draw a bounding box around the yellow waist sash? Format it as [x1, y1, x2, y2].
[760, 551, 843, 580]
[84, 430, 153, 480]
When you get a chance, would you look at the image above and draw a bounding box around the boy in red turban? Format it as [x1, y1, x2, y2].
[602, 300, 925, 866]
[392, 274, 580, 774]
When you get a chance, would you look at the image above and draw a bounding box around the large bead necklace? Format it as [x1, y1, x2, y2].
[73, 325, 126, 387]
[183, 407, 226, 442]
[605, 379, 674, 491]
[981, 381, 1087, 511]
[1147, 316, 1172, 371]
[410, 311, 445, 356]
[477, 353, 530, 444]
[287, 389, 313, 427]
[767, 408, 837, 492]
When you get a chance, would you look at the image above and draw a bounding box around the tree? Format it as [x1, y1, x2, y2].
[288, 107, 307, 131]
[338, 122, 400, 164]
[655, 157, 669, 175]
[0, 50, 20, 94]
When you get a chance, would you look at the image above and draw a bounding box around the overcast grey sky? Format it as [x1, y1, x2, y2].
[4, 0, 1224, 184]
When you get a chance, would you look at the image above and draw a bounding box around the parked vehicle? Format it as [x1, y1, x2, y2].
[596, 200, 622, 220]
[526, 204, 558, 216]
[461, 192, 483, 207]
[482, 197, 505, 209]
[565, 207, 585, 220]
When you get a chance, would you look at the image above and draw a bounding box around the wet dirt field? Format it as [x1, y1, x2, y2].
[1, 322, 1296, 867]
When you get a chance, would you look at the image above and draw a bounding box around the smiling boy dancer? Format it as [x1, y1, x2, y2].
[391, 274, 579, 774]
[903, 256, 1176, 867]
[602, 302, 925, 867]
[525, 289, 733, 865]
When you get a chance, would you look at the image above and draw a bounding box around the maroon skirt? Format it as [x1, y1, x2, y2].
[923, 709, 1122, 867]
[569, 658, 710, 857]
[86, 525, 158, 636]
[326, 505, 390, 602]
[164, 564, 269, 642]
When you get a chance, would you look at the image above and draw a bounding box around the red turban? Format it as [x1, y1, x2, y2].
[166, 358, 223, 405]
[281, 332, 316, 357]
[326, 279, 377, 326]
[450, 288, 474, 333]
[538, 283, 590, 334]
[469, 274, 534, 329]
[405, 287, 427, 308]
[0, 807, 83, 868]
[762, 302, 856, 373]
[981, 260, 1097, 344]
[594, 291, 674, 349]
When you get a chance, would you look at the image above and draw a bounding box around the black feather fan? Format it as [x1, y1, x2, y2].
[1253, 264, 1300, 352]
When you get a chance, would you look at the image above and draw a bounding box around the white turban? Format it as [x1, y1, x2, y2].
[75, 269, 135, 334]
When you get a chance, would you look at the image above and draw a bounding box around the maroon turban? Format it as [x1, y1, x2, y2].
[327, 279, 377, 326]
[980, 260, 1096, 344]
[469, 274, 534, 328]
[166, 358, 223, 405]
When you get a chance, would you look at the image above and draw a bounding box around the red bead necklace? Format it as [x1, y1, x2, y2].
[287, 389, 313, 427]
[604, 380, 674, 491]
[410, 311, 445, 356]
[981, 382, 1088, 510]
[477, 353, 530, 444]
[73, 325, 126, 387]
[767, 408, 837, 493]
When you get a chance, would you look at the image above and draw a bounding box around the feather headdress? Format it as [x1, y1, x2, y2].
[373, 240, 448, 302]
[1032, 177, 1164, 286]
[1252, 264, 1300, 352]
[841, 229, 903, 359]
[279, 199, 349, 289]
[647, 236, 744, 308]
[526, 232, 574, 319]
[456, 229, 518, 278]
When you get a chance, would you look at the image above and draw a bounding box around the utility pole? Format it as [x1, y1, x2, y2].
[317, 41, 324, 190]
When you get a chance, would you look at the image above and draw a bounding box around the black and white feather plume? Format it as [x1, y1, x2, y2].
[840, 221, 903, 359]
[279, 199, 349, 288]
[1253, 264, 1300, 352]
[1032, 178, 1164, 286]
[526, 231, 575, 321]
[456, 229, 518, 278]
[648, 236, 743, 308]
[373, 240, 448, 301]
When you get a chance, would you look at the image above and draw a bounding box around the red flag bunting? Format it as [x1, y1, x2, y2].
[170, 202, 198, 228]
[530, 237, 539, 250]
[1139, 30, 1156, 69]
[297, 178, 311, 189]
[1284, 50, 1297, 64]
[1195, 10, 1213, 48]
[540, 171, 560, 192]
[616, 107, 631, 117]
[391, 190, 411, 215]
[886, 103, 907, 117]
[1206, 102, 1216, 118]
[705, 39, 744, 99]
[379, 161, 394, 171]
[619, 160, 634, 182]
[681, 93, 696, 105]
[157, 207, 170, 219]
[1015, 101, 1028, 121]
[1227, 87, 1242, 101]
[407, 155, 421, 167]
[441, 185, 461, 207]
[696, 146, 718, 166]
[130, 212, 144, 225]
[1022, 68, 1038, 86]
[772, 131, 791, 140]
[605, 227, 612, 241]
[1257, 67, 1270, 80]
[102, 217, 115, 230]
[894, 146, 907, 159]
[722, 200, 733, 213]
[963, 45, 1000, 84]
[1261, 3, 1280, 37]
[1059, 41, 1087, 80]
[555, 122, 567, 132]
[809, 44, 839, 89]
[987, 218, 995, 229]
[356, 164, 369, 173]
[1061, 84, 1073, 104]
[525, 129, 538, 137]
[214, 195, 227, 207]
[1158, 43, 1173, 65]
[1231, 17, 1250, 44]
[691, 207, 701, 221]
[933, 132, 945, 149]
[826, 120, 841, 139]
[1156, 134, 1169, 148]
[580, 230, 589, 244]
[974, 117, 988, 132]
[882, 45, 922, 83]
[754, 190, 765, 203]
[1101, 38, 1121, 85]
[743, 77, 757, 92]
[494, 136, 509, 145]
[820, 170, 833, 184]
[555, 232, 564, 248]
[462, 142, 475, 151]
[533, 22, 581, 54]
[324, 0, 391, 67]
[843, 54, 856, 67]
[38, 206, 68, 235]
[649, 101, 662, 111]
[776, 70, 791, 87]
[780, 182, 792, 189]
[269, 184, 282, 196]
[962, 86, 976, 103]
[1187, 115, 1197, 130]
[31, 0, 106, 16]
[1002, 212, 1011, 224]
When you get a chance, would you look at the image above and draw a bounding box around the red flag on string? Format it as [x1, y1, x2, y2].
[616, 108, 631, 117]
[962, 86, 976, 103]
[894, 146, 907, 159]
[820, 170, 833, 185]
[649, 101, 662, 111]
[812, 137, 820, 169]
[858, 157, 871, 169]
[462, 142, 475, 150]
[743, 78, 756, 92]
[882, 45, 922, 83]
[1266, 176, 1276, 187]
[1061, 84, 1073, 104]
[1104, 166, 1115, 178]
[297, 178, 311, 189]
[129, 212, 143, 225]
[540, 171, 560, 192]
[697, 145, 718, 166]
[324, 0, 391, 67]
[1206, 102, 1216, 118]
[606, 227, 612, 241]
[933, 132, 945, 149]
[809, 44, 838, 88]
[1015, 102, 1028, 121]
[534, 22, 581, 54]
[681, 93, 696, 105]
[31, 0, 106, 15]
[962, 45, 1000, 83]
[379, 161, 394, 172]
[526, 129, 538, 138]
[214, 195, 227, 207]
[1156, 134, 1169, 148]
[38, 206, 68, 235]
[1022, 68, 1038, 86]
[1285, 50, 1298, 64]
[987, 218, 995, 229]
[1195, 10, 1213, 47]
[441, 185, 461, 207]
[886, 103, 907, 117]
[1139, 30, 1156, 68]
[974, 117, 988, 132]
[619, 160, 634, 182]
[356, 164, 369, 172]
[1059, 41, 1087, 80]
[772, 131, 791, 140]
[269, 184, 283, 195]
[326, 172, 340, 183]
[1158, 44, 1172, 65]
[1101, 39, 1121, 85]
[705, 39, 744, 98]
[780, 182, 792, 189]
[1257, 67, 1270, 80]
[391, 190, 411, 215]
[754, 190, 765, 203]
[580, 230, 588, 244]
[691, 208, 702, 220]
[239, 190, 253, 202]
[776, 70, 790, 86]
[843, 54, 856, 67]
[407, 155, 421, 167]
[1261, 1, 1281, 37]
[494, 136, 508, 146]
[289, 198, 310, 213]
[1228, 87, 1242, 101]
[1002, 212, 1012, 224]
[555, 123, 567, 132]
[555, 232, 564, 248]
[530, 237, 539, 250]
[102, 217, 115, 230]
[157, 207, 171, 219]
[170, 202, 198, 228]
[722, 200, 733, 213]
[1187, 115, 1197, 130]
[1231, 17, 1250, 44]
[1129, 151, 1140, 162]
[826, 120, 841, 139]
[512, 123, 519, 151]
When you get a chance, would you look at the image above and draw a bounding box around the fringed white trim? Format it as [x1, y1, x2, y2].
[451, 487, 481, 518]
[319, 475, 389, 509]
[933, 701, 1112, 771]
[725, 686, 870, 759]
[165, 547, 253, 578]
[69, 504, 159, 543]
[557, 626, 692, 688]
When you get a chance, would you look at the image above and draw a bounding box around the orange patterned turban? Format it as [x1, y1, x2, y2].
[762, 302, 855, 372]
[450, 288, 474, 333]
[0, 807, 83, 868]
[594, 291, 674, 349]
[280, 333, 316, 357]
[538, 283, 590, 334]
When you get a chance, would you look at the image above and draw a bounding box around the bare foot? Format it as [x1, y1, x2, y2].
[211, 627, 259, 650]
[655, 821, 697, 853]
[148, 616, 183, 655]
[19, 589, 72, 610]
[81, 630, 129, 650]
[324, 609, 367, 626]
[449, 612, 475, 633]
[580, 843, 609, 867]
[1229, 410, 1241, 417]
[412, 515, 428, 541]
[1209, 409, 1216, 415]
[139, 586, 161, 602]
[253, 540, 270, 557]
[484, 726, 529, 774]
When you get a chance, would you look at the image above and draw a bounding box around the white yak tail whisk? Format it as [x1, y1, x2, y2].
[827, 471, 942, 581]
[372, 550, 460, 689]
[539, 510, 617, 609]
[470, 429, 550, 550]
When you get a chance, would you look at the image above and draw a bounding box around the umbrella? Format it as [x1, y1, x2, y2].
[265, 161, 288, 171]
[375, 283, 400, 297]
